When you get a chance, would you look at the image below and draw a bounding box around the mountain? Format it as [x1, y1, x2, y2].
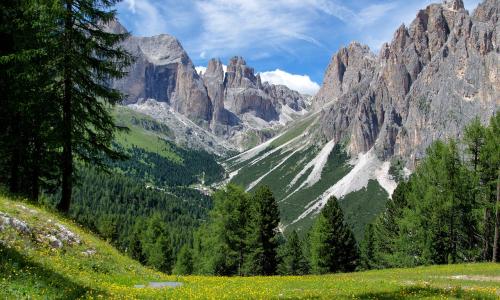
[107, 21, 309, 152]
[315, 0, 498, 166]
[226, 0, 499, 237]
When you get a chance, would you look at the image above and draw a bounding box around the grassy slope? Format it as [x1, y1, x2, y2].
[229, 122, 388, 239]
[113, 106, 182, 163]
[2, 194, 500, 299]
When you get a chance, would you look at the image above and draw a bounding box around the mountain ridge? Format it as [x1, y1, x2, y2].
[107, 20, 310, 151]
[225, 0, 498, 235]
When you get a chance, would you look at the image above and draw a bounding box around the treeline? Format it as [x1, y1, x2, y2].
[166, 185, 359, 275]
[108, 145, 224, 186]
[0, 0, 132, 212]
[361, 115, 499, 267]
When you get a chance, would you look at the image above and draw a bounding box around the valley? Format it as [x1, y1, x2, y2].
[0, 0, 498, 298]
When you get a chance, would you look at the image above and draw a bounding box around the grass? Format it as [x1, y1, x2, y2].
[1, 193, 500, 299]
[113, 106, 183, 163]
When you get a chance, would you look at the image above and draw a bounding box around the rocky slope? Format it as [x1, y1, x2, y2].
[108, 21, 309, 151]
[225, 0, 499, 235]
[315, 0, 499, 167]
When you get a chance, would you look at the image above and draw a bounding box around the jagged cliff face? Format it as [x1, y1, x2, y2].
[109, 22, 213, 125]
[108, 20, 308, 149]
[315, 0, 499, 167]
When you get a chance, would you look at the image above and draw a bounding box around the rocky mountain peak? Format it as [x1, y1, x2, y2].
[225, 56, 258, 88]
[204, 58, 224, 82]
[314, 0, 498, 168]
[443, 0, 465, 11]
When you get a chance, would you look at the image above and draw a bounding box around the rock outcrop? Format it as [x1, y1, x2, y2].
[107, 20, 308, 148]
[110, 32, 213, 125]
[315, 0, 499, 167]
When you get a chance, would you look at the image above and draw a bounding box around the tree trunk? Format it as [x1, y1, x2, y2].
[493, 171, 499, 262]
[57, 0, 73, 213]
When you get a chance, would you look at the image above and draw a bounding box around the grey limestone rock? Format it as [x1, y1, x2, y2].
[315, 0, 499, 168]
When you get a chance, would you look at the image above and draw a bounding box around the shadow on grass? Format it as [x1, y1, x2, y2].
[0, 244, 102, 299]
[356, 285, 496, 300]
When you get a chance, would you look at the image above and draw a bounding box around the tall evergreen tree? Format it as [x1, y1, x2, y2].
[0, 0, 60, 200]
[309, 197, 359, 274]
[244, 186, 280, 275]
[53, 0, 132, 212]
[360, 223, 375, 270]
[279, 230, 309, 275]
[141, 214, 174, 273]
[196, 184, 250, 275]
[479, 114, 499, 261]
[173, 244, 194, 275]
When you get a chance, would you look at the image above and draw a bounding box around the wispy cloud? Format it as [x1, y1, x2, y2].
[121, 0, 166, 36]
[117, 1, 485, 81]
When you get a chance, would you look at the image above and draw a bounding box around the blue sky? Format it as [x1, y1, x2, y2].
[116, 0, 481, 94]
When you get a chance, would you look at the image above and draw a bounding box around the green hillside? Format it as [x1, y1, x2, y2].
[113, 106, 180, 162]
[2, 193, 499, 299]
[226, 114, 390, 240]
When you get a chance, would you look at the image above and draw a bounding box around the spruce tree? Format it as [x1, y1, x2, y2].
[480, 114, 499, 261]
[244, 186, 280, 275]
[174, 244, 194, 275]
[142, 214, 173, 273]
[0, 0, 61, 200]
[360, 223, 375, 270]
[53, 0, 132, 213]
[280, 230, 309, 275]
[198, 184, 250, 275]
[310, 197, 359, 274]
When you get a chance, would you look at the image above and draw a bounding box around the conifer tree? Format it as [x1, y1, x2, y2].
[198, 184, 250, 275]
[142, 214, 173, 273]
[174, 244, 194, 275]
[244, 186, 280, 275]
[310, 197, 359, 274]
[53, 0, 132, 212]
[360, 223, 375, 270]
[280, 230, 309, 275]
[480, 114, 499, 261]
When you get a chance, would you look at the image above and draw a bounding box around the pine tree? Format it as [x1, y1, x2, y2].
[280, 230, 309, 275]
[198, 184, 250, 275]
[142, 214, 173, 273]
[480, 114, 500, 261]
[360, 223, 375, 270]
[53, 0, 132, 213]
[244, 186, 280, 275]
[128, 218, 146, 264]
[174, 244, 194, 275]
[0, 0, 61, 200]
[310, 197, 359, 274]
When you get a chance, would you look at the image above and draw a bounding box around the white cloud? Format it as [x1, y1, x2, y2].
[195, 65, 319, 95]
[259, 69, 320, 95]
[195, 66, 206, 75]
[195, 64, 227, 75]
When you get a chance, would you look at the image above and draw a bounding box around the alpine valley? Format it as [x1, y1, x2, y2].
[107, 0, 498, 239]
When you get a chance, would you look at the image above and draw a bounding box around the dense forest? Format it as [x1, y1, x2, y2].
[361, 115, 500, 267]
